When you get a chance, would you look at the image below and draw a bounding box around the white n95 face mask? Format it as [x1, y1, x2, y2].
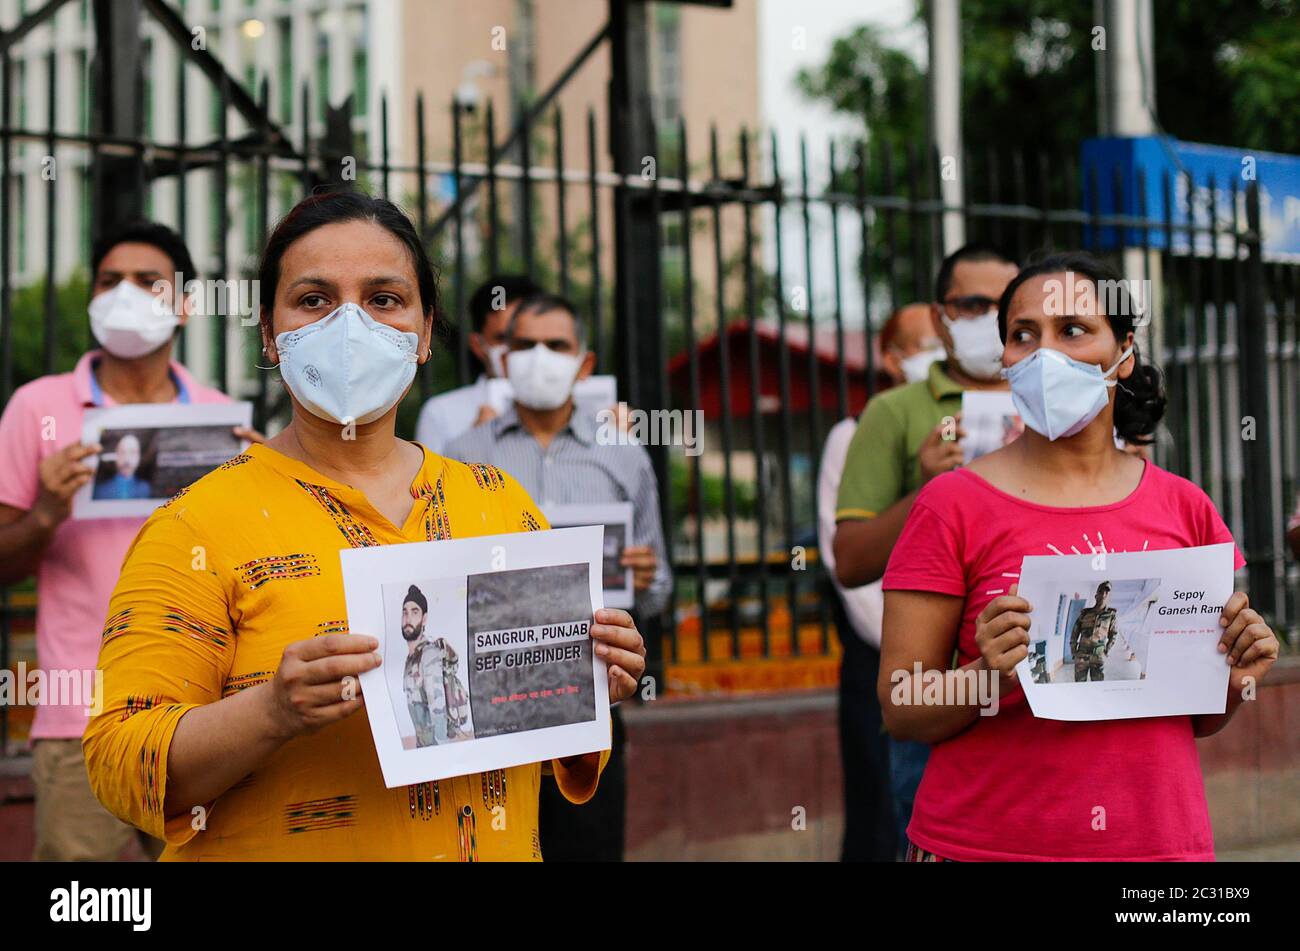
[1003, 346, 1134, 441]
[942, 310, 1005, 380]
[275, 303, 419, 425]
[89, 280, 180, 359]
[506, 344, 582, 411]
[899, 347, 944, 384]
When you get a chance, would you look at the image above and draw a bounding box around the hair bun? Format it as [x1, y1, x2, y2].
[1114, 355, 1166, 446]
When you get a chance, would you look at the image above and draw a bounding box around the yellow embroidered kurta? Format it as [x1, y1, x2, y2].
[83, 443, 606, 860]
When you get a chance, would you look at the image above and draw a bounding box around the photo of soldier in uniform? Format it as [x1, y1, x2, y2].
[380, 578, 475, 750]
[1071, 581, 1118, 682]
[1029, 577, 1161, 685]
[400, 585, 472, 747]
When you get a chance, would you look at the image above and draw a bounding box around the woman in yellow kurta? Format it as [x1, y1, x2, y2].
[83, 192, 646, 860]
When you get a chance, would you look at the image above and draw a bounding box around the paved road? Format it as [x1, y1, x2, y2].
[1218, 837, 1300, 861]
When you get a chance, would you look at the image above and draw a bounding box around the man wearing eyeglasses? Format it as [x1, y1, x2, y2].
[831, 243, 1018, 856]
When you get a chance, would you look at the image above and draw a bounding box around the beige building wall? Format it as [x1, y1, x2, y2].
[399, 1, 758, 167]
[396, 0, 761, 342]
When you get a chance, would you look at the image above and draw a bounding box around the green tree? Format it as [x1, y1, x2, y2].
[798, 0, 1300, 169]
[7, 273, 93, 393]
[794, 0, 1300, 301]
[794, 23, 927, 172]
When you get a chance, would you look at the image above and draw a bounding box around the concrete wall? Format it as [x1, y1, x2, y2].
[2, 657, 1295, 861]
[624, 656, 1300, 860]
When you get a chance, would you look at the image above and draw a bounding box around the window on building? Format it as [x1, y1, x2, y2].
[208, 28, 224, 134]
[652, 4, 683, 131]
[351, 6, 368, 119]
[16, 175, 27, 274]
[80, 167, 91, 261]
[209, 175, 224, 253]
[314, 19, 330, 122]
[15, 60, 27, 128]
[76, 50, 88, 133]
[142, 38, 154, 139]
[277, 16, 293, 122]
[242, 169, 256, 256]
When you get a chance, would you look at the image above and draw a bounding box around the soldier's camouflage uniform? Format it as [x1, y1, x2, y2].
[404, 635, 471, 746]
[1070, 604, 1118, 682]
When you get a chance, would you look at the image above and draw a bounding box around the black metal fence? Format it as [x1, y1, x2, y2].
[1, 5, 1298, 751]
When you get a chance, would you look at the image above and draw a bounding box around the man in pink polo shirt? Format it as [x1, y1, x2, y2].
[0, 221, 250, 861]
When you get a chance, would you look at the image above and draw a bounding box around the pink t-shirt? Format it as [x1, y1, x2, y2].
[882, 462, 1244, 861]
[0, 350, 229, 739]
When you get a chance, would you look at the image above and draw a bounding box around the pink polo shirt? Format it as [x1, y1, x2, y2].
[0, 350, 229, 739]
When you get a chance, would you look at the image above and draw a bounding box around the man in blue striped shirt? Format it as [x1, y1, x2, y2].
[445, 292, 670, 861]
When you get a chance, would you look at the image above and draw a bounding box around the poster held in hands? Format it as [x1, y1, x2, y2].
[342, 525, 611, 787]
[74, 401, 253, 519]
[960, 391, 1023, 464]
[542, 503, 635, 608]
[1014, 542, 1235, 721]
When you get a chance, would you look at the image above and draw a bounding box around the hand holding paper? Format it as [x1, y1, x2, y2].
[918, 415, 964, 483]
[34, 442, 101, 527]
[620, 545, 658, 593]
[1216, 591, 1281, 696]
[262, 632, 381, 739]
[974, 583, 1032, 692]
[590, 607, 646, 701]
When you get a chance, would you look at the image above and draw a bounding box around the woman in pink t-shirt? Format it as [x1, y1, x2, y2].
[880, 251, 1281, 861]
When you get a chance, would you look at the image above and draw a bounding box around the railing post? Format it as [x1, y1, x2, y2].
[89, 0, 145, 235]
[1238, 182, 1276, 619]
[609, 0, 665, 687]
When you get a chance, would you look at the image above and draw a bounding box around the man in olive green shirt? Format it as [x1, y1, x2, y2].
[832, 244, 1018, 857]
[834, 357, 964, 524]
[833, 245, 1019, 588]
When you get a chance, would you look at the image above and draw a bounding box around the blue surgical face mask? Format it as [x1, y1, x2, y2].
[275, 303, 420, 425]
[1002, 345, 1134, 441]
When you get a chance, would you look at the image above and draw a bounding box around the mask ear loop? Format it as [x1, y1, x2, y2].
[1103, 345, 1137, 383]
[1105, 345, 1139, 396]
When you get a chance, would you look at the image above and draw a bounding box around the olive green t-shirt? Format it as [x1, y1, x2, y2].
[835, 360, 964, 520]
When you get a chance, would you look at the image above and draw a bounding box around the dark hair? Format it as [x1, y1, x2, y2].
[878, 302, 929, 353]
[468, 274, 542, 332]
[257, 190, 442, 337]
[91, 220, 198, 289]
[934, 243, 1018, 303]
[508, 292, 587, 348]
[996, 250, 1165, 446]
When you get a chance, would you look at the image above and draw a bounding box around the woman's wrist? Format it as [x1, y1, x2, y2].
[253, 681, 300, 745]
